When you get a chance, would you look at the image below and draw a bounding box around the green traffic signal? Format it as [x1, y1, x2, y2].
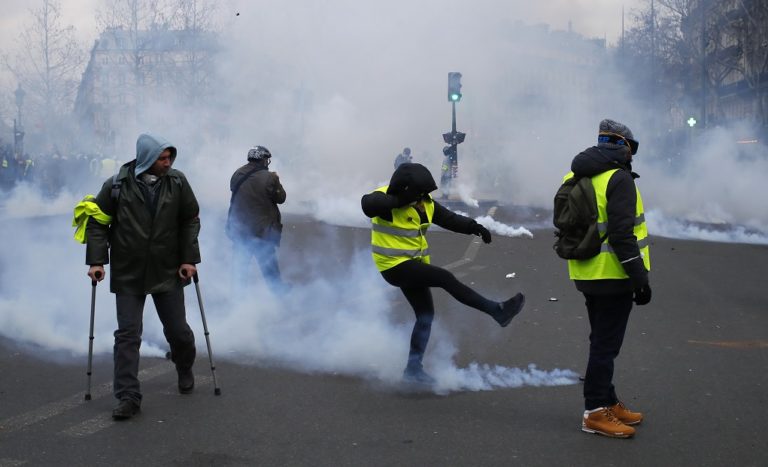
[448, 72, 462, 102]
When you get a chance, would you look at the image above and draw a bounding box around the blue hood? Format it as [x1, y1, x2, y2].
[134, 133, 176, 176]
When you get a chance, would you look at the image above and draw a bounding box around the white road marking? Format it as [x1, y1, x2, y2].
[442, 204, 497, 272]
[59, 416, 114, 438]
[0, 362, 172, 435]
[60, 375, 214, 438]
[0, 459, 27, 466]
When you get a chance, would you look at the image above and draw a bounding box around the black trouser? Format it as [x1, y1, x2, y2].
[381, 259, 499, 368]
[114, 288, 196, 402]
[582, 292, 633, 410]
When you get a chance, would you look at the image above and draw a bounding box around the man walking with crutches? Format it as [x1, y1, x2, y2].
[85, 133, 201, 420]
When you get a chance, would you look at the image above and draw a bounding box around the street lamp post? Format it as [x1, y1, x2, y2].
[13, 84, 25, 156]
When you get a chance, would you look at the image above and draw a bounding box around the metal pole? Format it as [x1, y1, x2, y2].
[85, 271, 101, 401]
[13, 119, 18, 158]
[451, 101, 458, 181]
[701, 0, 707, 128]
[192, 272, 221, 395]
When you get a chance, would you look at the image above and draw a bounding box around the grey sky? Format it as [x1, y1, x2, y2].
[0, 0, 643, 51]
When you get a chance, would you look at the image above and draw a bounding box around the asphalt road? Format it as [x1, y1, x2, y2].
[1, 208, 767, 466]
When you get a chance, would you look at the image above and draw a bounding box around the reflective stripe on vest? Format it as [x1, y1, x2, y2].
[567, 169, 651, 280]
[371, 185, 434, 272]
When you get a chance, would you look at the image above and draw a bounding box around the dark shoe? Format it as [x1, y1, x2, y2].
[178, 368, 194, 394]
[112, 399, 140, 420]
[494, 293, 525, 327]
[402, 366, 436, 387]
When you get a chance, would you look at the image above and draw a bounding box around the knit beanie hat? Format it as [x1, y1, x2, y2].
[598, 119, 638, 155]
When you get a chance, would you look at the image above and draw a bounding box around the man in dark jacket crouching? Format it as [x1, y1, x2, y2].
[86, 133, 201, 420]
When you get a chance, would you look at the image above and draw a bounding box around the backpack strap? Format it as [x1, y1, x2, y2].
[110, 173, 122, 205]
[230, 167, 261, 202]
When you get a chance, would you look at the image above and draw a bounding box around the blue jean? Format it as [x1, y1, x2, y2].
[232, 236, 287, 293]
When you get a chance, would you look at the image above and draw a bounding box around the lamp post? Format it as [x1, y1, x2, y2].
[13, 84, 26, 156]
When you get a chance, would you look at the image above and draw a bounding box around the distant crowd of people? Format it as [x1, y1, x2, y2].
[0, 139, 122, 197]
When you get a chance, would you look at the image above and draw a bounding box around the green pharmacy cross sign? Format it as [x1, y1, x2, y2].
[687, 117, 697, 127]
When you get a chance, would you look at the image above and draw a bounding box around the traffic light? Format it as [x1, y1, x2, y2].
[448, 72, 462, 102]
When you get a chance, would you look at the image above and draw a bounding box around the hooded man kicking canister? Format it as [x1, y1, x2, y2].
[85, 133, 201, 420]
[361, 163, 525, 386]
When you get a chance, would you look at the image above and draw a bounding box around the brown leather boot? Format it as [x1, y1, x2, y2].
[582, 407, 636, 438]
[609, 401, 643, 426]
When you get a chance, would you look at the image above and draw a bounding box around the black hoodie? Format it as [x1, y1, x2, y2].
[569, 146, 649, 295]
[361, 163, 478, 234]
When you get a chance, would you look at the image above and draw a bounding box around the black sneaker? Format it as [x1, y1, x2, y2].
[178, 368, 194, 394]
[494, 293, 526, 327]
[112, 399, 140, 420]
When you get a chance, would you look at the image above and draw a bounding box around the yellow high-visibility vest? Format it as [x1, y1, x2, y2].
[371, 186, 435, 272]
[72, 195, 112, 243]
[567, 169, 650, 280]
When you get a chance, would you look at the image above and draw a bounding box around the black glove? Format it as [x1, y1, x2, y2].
[473, 224, 492, 244]
[633, 283, 652, 306]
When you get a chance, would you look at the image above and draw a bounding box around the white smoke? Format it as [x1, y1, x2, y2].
[475, 215, 534, 239]
[434, 363, 580, 393]
[454, 183, 480, 208]
[6, 0, 764, 397]
[646, 209, 768, 245]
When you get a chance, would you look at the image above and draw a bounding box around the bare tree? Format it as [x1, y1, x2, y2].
[624, 0, 746, 127]
[730, 0, 768, 126]
[2, 0, 85, 148]
[167, 0, 220, 104]
[622, 0, 697, 129]
[168, 0, 218, 31]
[96, 0, 170, 103]
[94, 0, 219, 111]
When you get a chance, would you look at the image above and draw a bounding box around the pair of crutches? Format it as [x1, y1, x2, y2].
[85, 271, 221, 400]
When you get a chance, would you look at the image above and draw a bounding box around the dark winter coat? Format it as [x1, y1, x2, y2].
[85, 161, 201, 295]
[570, 145, 649, 295]
[361, 162, 479, 234]
[227, 161, 286, 243]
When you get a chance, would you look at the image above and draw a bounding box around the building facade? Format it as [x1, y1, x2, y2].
[74, 27, 218, 152]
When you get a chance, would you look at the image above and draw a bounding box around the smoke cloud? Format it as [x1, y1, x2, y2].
[1, 0, 765, 394]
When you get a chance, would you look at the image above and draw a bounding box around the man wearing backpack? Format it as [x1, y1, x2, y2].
[226, 145, 287, 294]
[86, 133, 201, 420]
[563, 119, 651, 438]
